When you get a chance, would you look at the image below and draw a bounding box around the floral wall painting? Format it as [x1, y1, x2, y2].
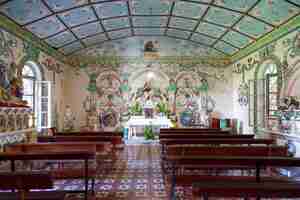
[233, 57, 260, 106]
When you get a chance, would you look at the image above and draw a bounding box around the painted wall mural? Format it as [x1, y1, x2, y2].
[77, 59, 228, 130]
[232, 28, 300, 134]
[0, 28, 64, 105]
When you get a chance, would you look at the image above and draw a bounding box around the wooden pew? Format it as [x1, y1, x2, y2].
[187, 156, 300, 200]
[160, 131, 231, 135]
[159, 133, 254, 139]
[53, 131, 123, 137]
[5, 143, 98, 183]
[160, 128, 221, 132]
[166, 152, 290, 199]
[159, 128, 224, 134]
[37, 135, 122, 160]
[160, 138, 275, 161]
[6, 142, 111, 154]
[0, 151, 95, 200]
[37, 135, 122, 149]
[160, 138, 274, 146]
[192, 181, 300, 200]
[163, 145, 287, 172]
[0, 171, 66, 200]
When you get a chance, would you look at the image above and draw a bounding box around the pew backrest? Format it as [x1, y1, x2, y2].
[5, 143, 97, 154]
[160, 138, 274, 146]
[166, 146, 288, 157]
[159, 134, 254, 139]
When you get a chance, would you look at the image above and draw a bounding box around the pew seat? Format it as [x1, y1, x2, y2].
[167, 156, 300, 200]
[166, 175, 290, 187]
[159, 133, 254, 139]
[192, 180, 300, 199]
[0, 191, 66, 200]
[5, 143, 97, 180]
[0, 172, 66, 200]
[37, 135, 123, 150]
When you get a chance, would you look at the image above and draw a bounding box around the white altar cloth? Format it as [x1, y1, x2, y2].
[125, 116, 172, 138]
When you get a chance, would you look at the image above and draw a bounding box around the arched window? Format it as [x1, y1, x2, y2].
[22, 62, 51, 131]
[22, 64, 37, 110]
[252, 61, 280, 131]
[264, 63, 278, 120]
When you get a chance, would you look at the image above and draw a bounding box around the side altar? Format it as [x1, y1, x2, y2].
[125, 116, 172, 139]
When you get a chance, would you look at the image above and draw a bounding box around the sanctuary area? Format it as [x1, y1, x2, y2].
[0, 0, 300, 199]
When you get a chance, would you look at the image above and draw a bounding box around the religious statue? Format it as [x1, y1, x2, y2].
[63, 105, 75, 132]
[167, 78, 177, 113]
[143, 81, 154, 118]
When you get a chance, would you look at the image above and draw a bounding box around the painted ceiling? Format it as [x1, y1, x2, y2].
[0, 0, 299, 57]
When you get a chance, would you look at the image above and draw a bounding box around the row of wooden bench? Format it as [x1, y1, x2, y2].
[0, 131, 124, 200]
[159, 128, 300, 200]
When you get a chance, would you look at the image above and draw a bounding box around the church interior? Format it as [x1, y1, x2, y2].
[0, 0, 300, 199]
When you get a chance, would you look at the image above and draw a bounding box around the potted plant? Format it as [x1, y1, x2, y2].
[144, 125, 155, 140]
[130, 101, 143, 116]
[156, 101, 170, 117]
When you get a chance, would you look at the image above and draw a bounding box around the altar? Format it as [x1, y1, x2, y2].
[125, 116, 172, 139]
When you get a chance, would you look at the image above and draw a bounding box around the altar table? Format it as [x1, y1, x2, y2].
[125, 116, 172, 139]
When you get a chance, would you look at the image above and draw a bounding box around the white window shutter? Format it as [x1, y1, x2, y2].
[36, 81, 52, 130]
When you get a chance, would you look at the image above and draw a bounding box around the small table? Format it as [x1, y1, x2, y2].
[126, 116, 172, 139]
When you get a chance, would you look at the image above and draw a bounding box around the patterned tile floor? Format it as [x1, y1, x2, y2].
[61, 143, 177, 200]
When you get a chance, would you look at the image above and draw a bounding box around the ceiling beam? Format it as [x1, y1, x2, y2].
[127, 1, 135, 36]
[285, 0, 300, 8]
[164, 2, 175, 36]
[211, 0, 262, 51]
[187, 0, 214, 40]
[231, 13, 300, 62]
[41, 0, 86, 50]
[89, 0, 111, 41]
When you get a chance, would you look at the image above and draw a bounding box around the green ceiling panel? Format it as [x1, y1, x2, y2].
[196, 22, 226, 38]
[131, 0, 171, 15]
[173, 1, 208, 19]
[190, 33, 216, 45]
[108, 29, 132, 39]
[94, 1, 128, 19]
[215, 41, 238, 54]
[134, 28, 164, 35]
[166, 28, 191, 39]
[169, 17, 198, 30]
[58, 6, 97, 27]
[214, 0, 257, 12]
[249, 0, 300, 26]
[235, 16, 273, 38]
[102, 17, 130, 31]
[205, 6, 242, 27]
[72, 21, 103, 38]
[82, 33, 108, 46]
[44, 0, 89, 12]
[0, 0, 51, 25]
[222, 30, 253, 48]
[132, 16, 168, 27]
[46, 30, 77, 48]
[26, 16, 65, 38]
